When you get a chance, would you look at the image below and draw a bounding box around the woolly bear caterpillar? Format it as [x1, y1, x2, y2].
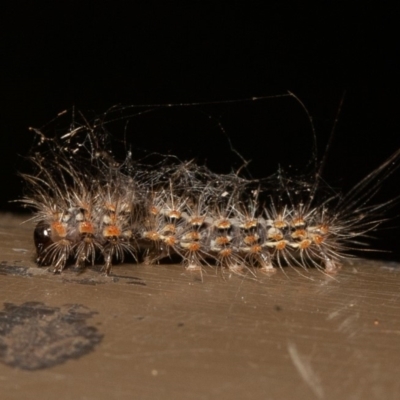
[18, 94, 400, 278]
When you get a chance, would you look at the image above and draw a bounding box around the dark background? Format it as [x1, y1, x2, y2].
[1, 2, 399, 259]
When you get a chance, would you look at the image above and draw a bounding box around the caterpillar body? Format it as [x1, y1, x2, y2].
[19, 98, 400, 278]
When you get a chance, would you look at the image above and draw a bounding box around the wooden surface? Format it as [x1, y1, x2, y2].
[1, 213, 400, 400]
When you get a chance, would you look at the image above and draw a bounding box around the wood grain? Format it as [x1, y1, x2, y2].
[1, 214, 400, 400]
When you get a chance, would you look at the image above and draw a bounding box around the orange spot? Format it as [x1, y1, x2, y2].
[79, 221, 94, 234]
[292, 217, 305, 227]
[150, 206, 159, 215]
[190, 216, 205, 226]
[312, 234, 324, 244]
[144, 231, 160, 241]
[243, 219, 257, 229]
[52, 221, 67, 238]
[216, 219, 231, 229]
[103, 225, 121, 237]
[275, 241, 286, 250]
[291, 229, 307, 239]
[318, 224, 329, 234]
[168, 210, 181, 219]
[250, 245, 262, 254]
[162, 224, 176, 234]
[163, 236, 176, 246]
[188, 242, 201, 252]
[215, 236, 230, 246]
[184, 231, 200, 241]
[268, 231, 283, 241]
[219, 248, 232, 258]
[274, 219, 287, 229]
[299, 239, 312, 249]
[244, 235, 258, 245]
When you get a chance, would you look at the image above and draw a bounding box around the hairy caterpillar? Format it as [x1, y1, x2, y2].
[18, 96, 400, 278]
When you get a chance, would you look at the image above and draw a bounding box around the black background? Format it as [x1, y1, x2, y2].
[1, 2, 399, 259]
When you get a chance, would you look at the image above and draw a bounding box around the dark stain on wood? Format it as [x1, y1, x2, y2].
[0, 264, 32, 277]
[0, 302, 103, 370]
